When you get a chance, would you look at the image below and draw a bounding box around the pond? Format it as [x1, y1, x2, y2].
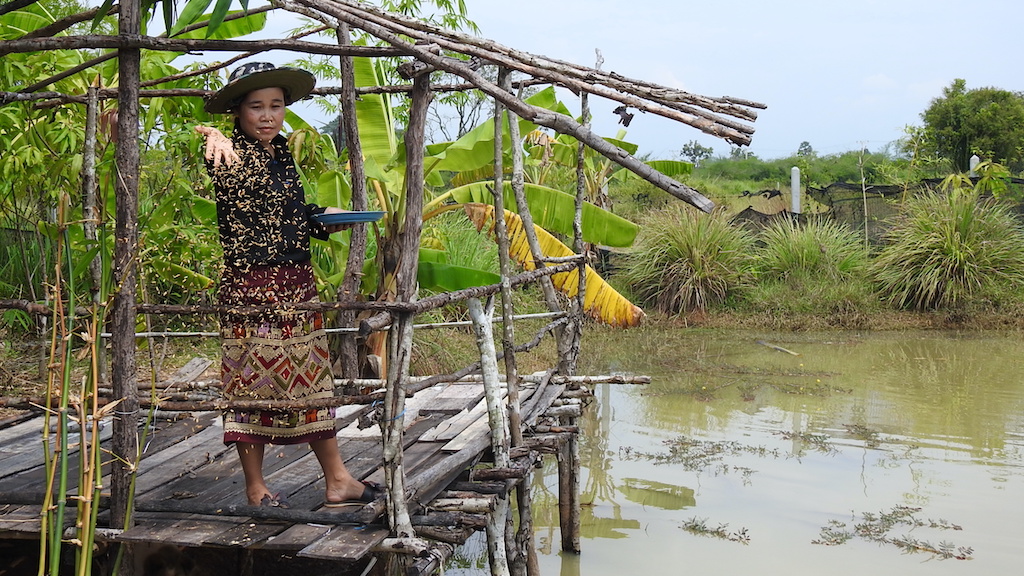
[448, 329, 1024, 575]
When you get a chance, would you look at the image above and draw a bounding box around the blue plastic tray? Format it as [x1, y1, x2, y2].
[313, 211, 385, 225]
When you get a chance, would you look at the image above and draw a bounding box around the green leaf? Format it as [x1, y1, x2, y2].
[206, 0, 234, 37]
[150, 259, 214, 291]
[447, 182, 639, 247]
[417, 260, 500, 292]
[424, 87, 568, 175]
[317, 170, 352, 209]
[91, 0, 117, 32]
[192, 196, 218, 225]
[169, 0, 213, 37]
[353, 53, 397, 162]
[175, 9, 267, 39]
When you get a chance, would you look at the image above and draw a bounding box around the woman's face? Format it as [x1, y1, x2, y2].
[235, 87, 286, 144]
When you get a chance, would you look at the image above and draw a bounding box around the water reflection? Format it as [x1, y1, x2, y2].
[448, 330, 1024, 576]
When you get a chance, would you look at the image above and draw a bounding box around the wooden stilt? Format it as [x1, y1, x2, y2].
[111, 3, 142, 575]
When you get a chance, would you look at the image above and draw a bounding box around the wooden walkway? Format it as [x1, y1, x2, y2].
[0, 370, 579, 574]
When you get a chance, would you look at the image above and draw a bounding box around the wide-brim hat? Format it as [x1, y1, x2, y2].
[204, 62, 316, 114]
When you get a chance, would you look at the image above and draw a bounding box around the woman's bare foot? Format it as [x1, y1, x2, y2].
[325, 478, 377, 505]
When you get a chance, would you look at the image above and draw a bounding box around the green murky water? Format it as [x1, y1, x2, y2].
[450, 329, 1024, 575]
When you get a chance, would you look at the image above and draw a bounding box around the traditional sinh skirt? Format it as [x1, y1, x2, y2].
[218, 261, 337, 445]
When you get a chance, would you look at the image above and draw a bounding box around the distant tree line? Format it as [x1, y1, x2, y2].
[677, 78, 1024, 188]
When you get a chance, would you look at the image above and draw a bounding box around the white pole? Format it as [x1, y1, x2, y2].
[969, 154, 980, 177]
[790, 166, 801, 214]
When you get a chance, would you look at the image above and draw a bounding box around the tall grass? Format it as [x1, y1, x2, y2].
[744, 217, 876, 316]
[870, 188, 1024, 310]
[617, 205, 755, 314]
[757, 217, 869, 281]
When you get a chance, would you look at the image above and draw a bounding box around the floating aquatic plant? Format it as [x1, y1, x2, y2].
[813, 505, 973, 560]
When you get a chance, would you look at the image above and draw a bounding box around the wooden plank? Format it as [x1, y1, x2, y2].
[0, 415, 44, 448]
[0, 505, 41, 533]
[442, 385, 537, 452]
[117, 516, 248, 546]
[138, 411, 218, 457]
[296, 524, 390, 561]
[202, 519, 287, 548]
[131, 425, 233, 497]
[258, 523, 333, 551]
[418, 382, 486, 416]
[0, 423, 115, 487]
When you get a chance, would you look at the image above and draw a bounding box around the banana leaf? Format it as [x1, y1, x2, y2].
[446, 182, 639, 248]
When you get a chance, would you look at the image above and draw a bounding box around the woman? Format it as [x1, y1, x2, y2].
[197, 62, 377, 508]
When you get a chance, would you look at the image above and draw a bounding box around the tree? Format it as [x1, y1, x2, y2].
[920, 79, 1024, 173]
[797, 141, 815, 157]
[680, 139, 713, 167]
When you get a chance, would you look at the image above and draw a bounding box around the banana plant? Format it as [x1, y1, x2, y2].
[319, 53, 648, 326]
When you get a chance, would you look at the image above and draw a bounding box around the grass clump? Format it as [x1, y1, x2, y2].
[870, 185, 1024, 310]
[742, 217, 877, 319]
[617, 205, 755, 315]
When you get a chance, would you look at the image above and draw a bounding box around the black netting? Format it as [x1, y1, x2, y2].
[731, 178, 1024, 244]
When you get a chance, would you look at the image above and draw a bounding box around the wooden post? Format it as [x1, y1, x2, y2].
[336, 22, 368, 379]
[467, 298, 511, 576]
[382, 74, 431, 567]
[497, 70, 540, 576]
[558, 428, 581, 553]
[82, 85, 106, 385]
[111, 0, 141, 560]
[108, 2, 142, 574]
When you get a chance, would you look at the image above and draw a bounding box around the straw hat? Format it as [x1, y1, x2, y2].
[204, 62, 316, 114]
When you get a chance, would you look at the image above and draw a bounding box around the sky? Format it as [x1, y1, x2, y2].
[462, 0, 1023, 160]
[83, 0, 1023, 161]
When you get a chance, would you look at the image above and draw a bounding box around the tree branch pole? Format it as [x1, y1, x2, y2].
[382, 74, 432, 552]
[467, 298, 512, 576]
[491, 69, 522, 446]
[0, 34, 410, 58]
[16, 6, 284, 94]
[290, 0, 760, 137]
[110, 0, 141, 570]
[337, 22, 368, 379]
[287, 0, 715, 212]
[83, 86, 107, 385]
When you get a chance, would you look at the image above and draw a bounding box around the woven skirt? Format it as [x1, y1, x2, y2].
[218, 261, 337, 445]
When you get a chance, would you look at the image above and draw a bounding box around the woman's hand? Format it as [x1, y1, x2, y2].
[195, 125, 240, 167]
[322, 207, 356, 234]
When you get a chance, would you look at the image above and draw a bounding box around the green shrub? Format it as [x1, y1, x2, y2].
[870, 188, 1024, 310]
[616, 205, 755, 314]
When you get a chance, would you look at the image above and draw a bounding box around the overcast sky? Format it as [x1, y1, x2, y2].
[465, 0, 1023, 160]
[96, 0, 1022, 161]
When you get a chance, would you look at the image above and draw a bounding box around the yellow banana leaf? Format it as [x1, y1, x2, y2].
[463, 203, 644, 328]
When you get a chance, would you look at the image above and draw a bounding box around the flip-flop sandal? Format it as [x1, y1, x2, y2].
[324, 480, 383, 508]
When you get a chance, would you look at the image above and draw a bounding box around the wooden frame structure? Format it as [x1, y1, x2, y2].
[0, 1, 764, 574]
